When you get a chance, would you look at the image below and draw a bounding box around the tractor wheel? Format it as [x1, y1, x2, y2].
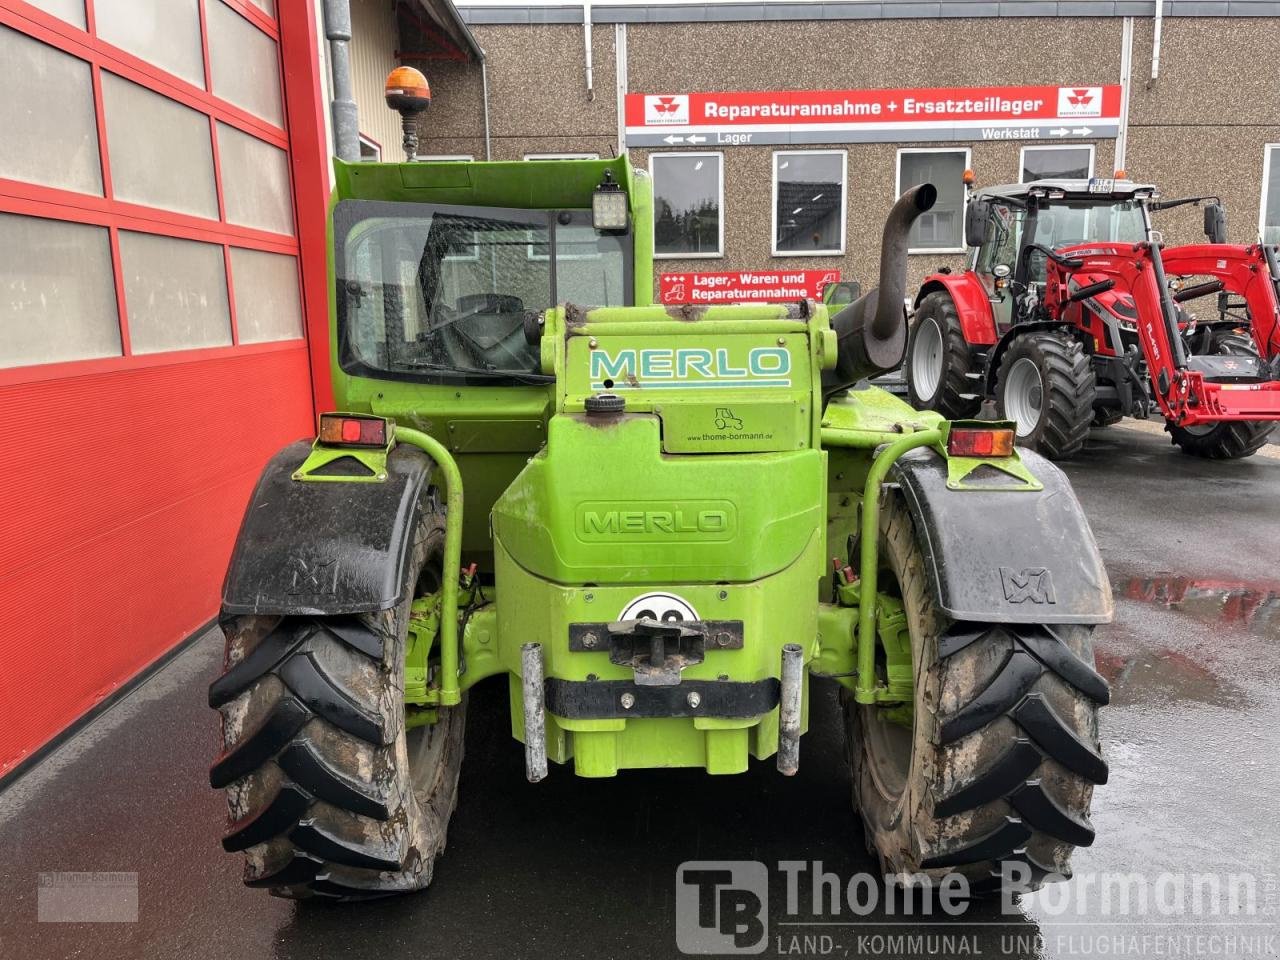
[846, 496, 1109, 894]
[208, 500, 466, 900]
[906, 292, 983, 419]
[995, 331, 1095, 460]
[1166, 333, 1275, 459]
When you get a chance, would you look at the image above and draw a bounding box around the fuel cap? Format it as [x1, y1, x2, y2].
[585, 393, 625, 416]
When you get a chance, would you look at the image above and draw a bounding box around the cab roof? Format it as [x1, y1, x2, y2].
[975, 179, 1159, 203]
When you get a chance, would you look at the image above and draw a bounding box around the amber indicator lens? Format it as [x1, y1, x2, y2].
[948, 427, 1014, 458]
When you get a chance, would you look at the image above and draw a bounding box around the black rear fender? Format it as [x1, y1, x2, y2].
[221, 440, 435, 617]
[889, 447, 1113, 625]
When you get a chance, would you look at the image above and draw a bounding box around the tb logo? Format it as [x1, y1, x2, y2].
[675, 861, 768, 954]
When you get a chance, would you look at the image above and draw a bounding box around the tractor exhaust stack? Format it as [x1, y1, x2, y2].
[824, 183, 938, 395]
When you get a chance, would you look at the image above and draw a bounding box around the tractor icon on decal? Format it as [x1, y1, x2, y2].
[714, 408, 743, 431]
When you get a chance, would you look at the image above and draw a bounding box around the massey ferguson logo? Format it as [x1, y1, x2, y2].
[1057, 86, 1102, 118]
[645, 94, 690, 125]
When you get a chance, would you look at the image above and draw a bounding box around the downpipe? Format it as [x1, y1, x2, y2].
[823, 183, 938, 397]
[322, 0, 360, 162]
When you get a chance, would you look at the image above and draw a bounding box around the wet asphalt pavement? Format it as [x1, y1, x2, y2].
[2, 424, 1278, 960]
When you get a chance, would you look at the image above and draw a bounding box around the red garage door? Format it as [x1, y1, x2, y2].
[0, 0, 331, 777]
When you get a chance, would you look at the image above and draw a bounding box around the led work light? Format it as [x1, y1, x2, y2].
[592, 170, 629, 232]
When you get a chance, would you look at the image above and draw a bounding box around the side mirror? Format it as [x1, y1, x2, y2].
[964, 200, 990, 248]
[1203, 202, 1228, 244]
[823, 280, 863, 307]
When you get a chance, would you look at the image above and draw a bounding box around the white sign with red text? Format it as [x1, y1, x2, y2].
[626, 85, 1121, 146]
[659, 270, 840, 305]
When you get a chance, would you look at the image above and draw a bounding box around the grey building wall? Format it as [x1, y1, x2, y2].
[399, 14, 1280, 292]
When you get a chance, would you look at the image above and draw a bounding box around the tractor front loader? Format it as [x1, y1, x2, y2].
[907, 177, 1279, 459]
[208, 83, 1112, 901]
[1041, 239, 1280, 457]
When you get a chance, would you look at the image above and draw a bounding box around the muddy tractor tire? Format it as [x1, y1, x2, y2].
[996, 330, 1095, 460]
[846, 496, 1109, 893]
[906, 292, 984, 420]
[208, 503, 465, 900]
[1166, 333, 1275, 460]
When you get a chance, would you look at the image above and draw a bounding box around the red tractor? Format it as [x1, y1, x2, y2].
[906, 178, 1280, 459]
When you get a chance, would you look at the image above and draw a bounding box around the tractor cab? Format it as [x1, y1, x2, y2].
[965, 179, 1155, 331]
[335, 165, 639, 387]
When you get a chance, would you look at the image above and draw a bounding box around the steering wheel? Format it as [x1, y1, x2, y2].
[422, 294, 532, 372]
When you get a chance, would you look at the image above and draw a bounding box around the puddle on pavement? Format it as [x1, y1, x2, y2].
[1093, 645, 1246, 707]
[1092, 574, 1279, 707]
[1120, 574, 1280, 642]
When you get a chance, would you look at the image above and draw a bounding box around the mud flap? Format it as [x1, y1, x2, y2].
[889, 447, 1113, 624]
[221, 440, 434, 617]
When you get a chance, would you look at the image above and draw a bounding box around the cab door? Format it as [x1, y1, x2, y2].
[973, 203, 1023, 335]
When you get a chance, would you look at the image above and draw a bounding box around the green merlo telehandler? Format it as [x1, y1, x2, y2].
[208, 73, 1112, 900]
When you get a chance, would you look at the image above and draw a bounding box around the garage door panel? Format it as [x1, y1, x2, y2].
[206, 0, 284, 127]
[94, 0, 205, 90]
[0, 0, 320, 778]
[0, 213, 121, 368]
[0, 25, 103, 196]
[101, 71, 220, 220]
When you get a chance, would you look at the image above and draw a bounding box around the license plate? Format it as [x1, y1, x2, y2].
[1087, 178, 1116, 194]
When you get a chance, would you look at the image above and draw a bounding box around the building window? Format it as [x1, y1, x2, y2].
[523, 152, 600, 160]
[649, 152, 723, 259]
[359, 135, 381, 162]
[773, 151, 846, 256]
[1021, 145, 1094, 183]
[420, 154, 473, 162]
[1261, 145, 1280, 244]
[897, 149, 971, 253]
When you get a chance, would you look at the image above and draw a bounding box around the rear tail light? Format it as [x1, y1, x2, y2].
[318, 413, 389, 448]
[947, 427, 1014, 458]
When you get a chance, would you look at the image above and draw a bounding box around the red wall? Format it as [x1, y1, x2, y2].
[0, 0, 332, 778]
[0, 347, 314, 775]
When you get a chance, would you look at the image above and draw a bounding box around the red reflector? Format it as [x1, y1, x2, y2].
[948, 428, 1014, 458]
[341, 419, 362, 443]
[358, 419, 386, 445]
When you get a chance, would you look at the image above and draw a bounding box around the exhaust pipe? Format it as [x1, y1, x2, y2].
[823, 183, 938, 395]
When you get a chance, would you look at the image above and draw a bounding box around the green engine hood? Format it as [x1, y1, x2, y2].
[492, 414, 824, 585]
